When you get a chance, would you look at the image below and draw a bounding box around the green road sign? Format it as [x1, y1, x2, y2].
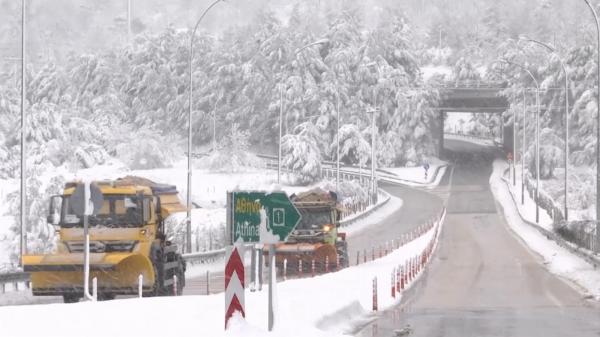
[230, 191, 302, 244]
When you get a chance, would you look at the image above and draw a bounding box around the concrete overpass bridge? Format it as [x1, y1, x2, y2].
[434, 80, 510, 155]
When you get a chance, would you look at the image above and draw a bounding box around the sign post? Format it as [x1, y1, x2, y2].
[71, 182, 103, 302]
[225, 191, 302, 331]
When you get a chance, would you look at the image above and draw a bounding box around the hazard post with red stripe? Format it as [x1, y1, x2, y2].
[225, 243, 245, 329]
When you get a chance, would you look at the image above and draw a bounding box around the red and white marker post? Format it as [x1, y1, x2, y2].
[225, 244, 245, 329]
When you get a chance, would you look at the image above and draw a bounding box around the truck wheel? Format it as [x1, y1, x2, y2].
[63, 294, 80, 303]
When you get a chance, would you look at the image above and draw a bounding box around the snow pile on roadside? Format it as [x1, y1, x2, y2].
[503, 164, 553, 230]
[490, 159, 600, 300]
[0, 217, 442, 337]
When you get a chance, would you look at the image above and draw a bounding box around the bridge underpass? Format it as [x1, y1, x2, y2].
[434, 84, 511, 156]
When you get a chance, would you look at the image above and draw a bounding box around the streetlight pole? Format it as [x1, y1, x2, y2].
[520, 37, 570, 220]
[278, 84, 283, 184]
[369, 107, 377, 205]
[498, 59, 540, 223]
[513, 92, 517, 186]
[336, 93, 340, 190]
[522, 88, 526, 205]
[583, 0, 600, 246]
[20, 0, 27, 266]
[187, 0, 223, 253]
[127, 0, 132, 42]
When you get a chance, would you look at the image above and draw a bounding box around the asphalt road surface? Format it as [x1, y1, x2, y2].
[355, 139, 600, 337]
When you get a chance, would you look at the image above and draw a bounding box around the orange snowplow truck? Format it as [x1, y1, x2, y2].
[22, 176, 187, 303]
[271, 188, 349, 271]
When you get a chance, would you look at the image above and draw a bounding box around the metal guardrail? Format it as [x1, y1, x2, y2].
[444, 132, 495, 142]
[0, 272, 30, 293]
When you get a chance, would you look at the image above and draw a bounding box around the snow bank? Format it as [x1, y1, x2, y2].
[0, 213, 445, 337]
[502, 164, 553, 230]
[490, 159, 600, 300]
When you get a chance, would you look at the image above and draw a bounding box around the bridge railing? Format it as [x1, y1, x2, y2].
[440, 79, 507, 89]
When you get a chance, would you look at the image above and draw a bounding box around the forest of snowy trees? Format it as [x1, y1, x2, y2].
[0, 0, 599, 260]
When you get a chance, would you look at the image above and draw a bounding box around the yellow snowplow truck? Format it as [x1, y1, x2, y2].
[271, 188, 349, 271]
[22, 176, 187, 303]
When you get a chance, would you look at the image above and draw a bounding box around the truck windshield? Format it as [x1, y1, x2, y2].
[60, 194, 144, 228]
[296, 208, 332, 230]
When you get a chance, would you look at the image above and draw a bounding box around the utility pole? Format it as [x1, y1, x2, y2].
[20, 0, 27, 266]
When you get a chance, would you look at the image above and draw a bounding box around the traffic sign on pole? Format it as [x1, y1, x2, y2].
[230, 191, 302, 244]
[225, 243, 245, 329]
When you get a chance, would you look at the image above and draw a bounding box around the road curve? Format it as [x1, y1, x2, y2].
[183, 165, 448, 295]
[355, 139, 600, 337]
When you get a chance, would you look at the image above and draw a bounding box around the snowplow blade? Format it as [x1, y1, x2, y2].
[272, 243, 338, 270]
[22, 253, 155, 296]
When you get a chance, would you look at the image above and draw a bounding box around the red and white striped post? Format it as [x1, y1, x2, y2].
[225, 244, 245, 329]
[391, 270, 396, 298]
[372, 277, 378, 311]
[298, 259, 303, 276]
[400, 266, 405, 290]
[395, 267, 400, 292]
[311, 259, 316, 277]
[283, 258, 287, 281]
[325, 256, 329, 273]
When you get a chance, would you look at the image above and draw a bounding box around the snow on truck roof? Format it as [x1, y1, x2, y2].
[64, 176, 179, 195]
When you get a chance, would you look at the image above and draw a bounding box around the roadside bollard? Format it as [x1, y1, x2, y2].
[372, 247, 375, 261]
[283, 259, 288, 280]
[92, 277, 97, 302]
[356, 251, 360, 265]
[206, 270, 210, 295]
[400, 266, 405, 290]
[325, 256, 329, 273]
[396, 266, 400, 292]
[138, 274, 143, 298]
[336, 254, 340, 271]
[311, 259, 316, 277]
[372, 277, 378, 311]
[391, 270, 396, 298]
[364, 249, 367, 263]
[298, 260, 303, 276]
[378, 246, 382, 258]
[173, 274, 178, 296]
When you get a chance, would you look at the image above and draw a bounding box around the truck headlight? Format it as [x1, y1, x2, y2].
[323, 224, 331, 232]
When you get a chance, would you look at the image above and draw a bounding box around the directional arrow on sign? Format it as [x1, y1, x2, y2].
[231, 191, 302, 244]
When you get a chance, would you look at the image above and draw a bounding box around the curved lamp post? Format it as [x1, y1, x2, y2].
[520, 36, 570, 221]
[187, 0, 223, 253]
[583, 0, 600, 250]
[495, 59, 541, 223]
